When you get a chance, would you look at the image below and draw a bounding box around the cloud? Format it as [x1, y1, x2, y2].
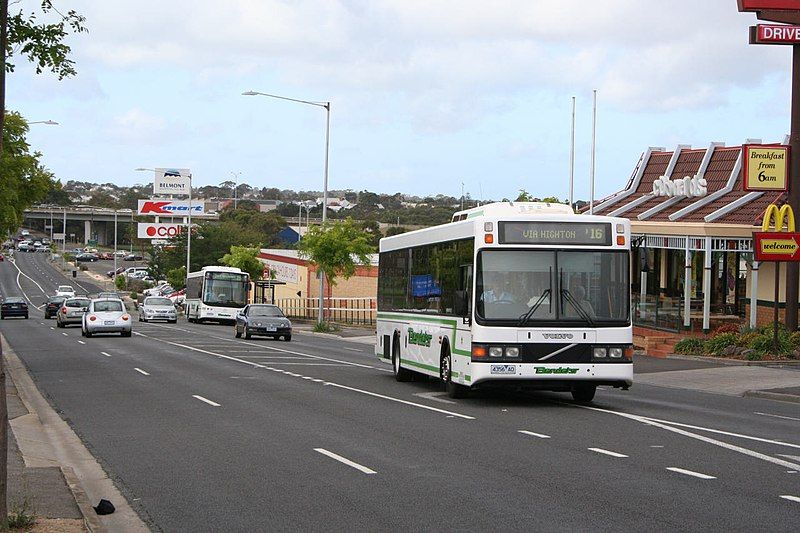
[107, 108, 171, 145]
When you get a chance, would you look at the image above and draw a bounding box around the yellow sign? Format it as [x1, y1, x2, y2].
[760, 237, 799, 255]
[743, 145, 790, 191]
[762, 204, 795, 232]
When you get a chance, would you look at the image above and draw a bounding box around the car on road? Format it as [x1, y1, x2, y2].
[75, 253, 99, 262]
[107, 266, 126, 278]
[56, 297, 90, 328]
[234, 304, 292, 341]
[82, 299, 131, 337]
[17, 242, 31, 252]
[1, 297, 28, 319]
[44, 296, 66, 319]
[139, 296, 178, 323]
[123, 253, 144, 261]
[55, 285, 76, 298]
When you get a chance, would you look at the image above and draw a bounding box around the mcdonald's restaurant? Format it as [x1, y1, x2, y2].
[591, 141, 792, 336]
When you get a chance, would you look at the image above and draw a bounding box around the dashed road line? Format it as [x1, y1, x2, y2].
[755, 412, 800, 422]
[61, 332, 68, 336]
[780, 495, 800, 503]
[589, 447, 628, 458]
[413, 391, 456, 405]
[666, 467, 716, 480]
[100, 352, 112, 357]
[314, 448, 376, 475]
[192, 395, 220, 407]
[77, 340, 85, 345]
[518, 430, 551, 439]
[134, 368, 150, 376]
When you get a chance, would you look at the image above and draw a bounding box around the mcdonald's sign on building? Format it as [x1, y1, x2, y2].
[754, 204, 800, 261]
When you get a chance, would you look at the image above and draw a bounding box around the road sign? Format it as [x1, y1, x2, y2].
[742, 144, 790, 191]
[750, 24, 800, 44]
[53, 233, 65, 241]
[754, 232, 800, 261]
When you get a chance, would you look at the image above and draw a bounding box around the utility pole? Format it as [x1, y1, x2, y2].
[785, 44, 800, 331]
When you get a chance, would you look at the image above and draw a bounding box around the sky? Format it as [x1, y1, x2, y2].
[7, 0, 796, 202]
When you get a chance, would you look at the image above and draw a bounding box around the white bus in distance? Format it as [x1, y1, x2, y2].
[375, 202, 632, 403]
[185, 266, 250, 323]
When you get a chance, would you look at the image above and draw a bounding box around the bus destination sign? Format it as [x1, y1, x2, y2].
[498, 222, 612, 246]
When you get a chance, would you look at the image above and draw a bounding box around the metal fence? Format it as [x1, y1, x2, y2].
[274, 297, 377, 325]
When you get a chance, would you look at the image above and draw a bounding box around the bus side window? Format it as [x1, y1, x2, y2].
[455, 264, 472, 316]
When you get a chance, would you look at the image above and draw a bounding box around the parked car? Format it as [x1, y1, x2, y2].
[56, 297, 90, 328]
[107, 266, 126, 278]
[123, 253, 144, 261]
[122, 266, 148, 278]
[20, 229, 30, 237]
[98, 252, 114, 260]
[139, 296, 178, 323]
[113, 250, 127, 257]
[82, 299, 131, 337]
[143, 283, 174, 297]
[70, 248, 84, 254]
[0, 253, 4, 262]
[1, 297, 28, 319]
[168, 289, 185, 307]
[75, 253, 99, 262]
[55, 285, 76, 298]
[234, 304, 292, 341]
[44, 296, 66, 319]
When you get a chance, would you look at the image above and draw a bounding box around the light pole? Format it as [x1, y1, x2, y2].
[27, 120, 59, 125]
[231, 171, 241, 209]
[242, 90, 331, 323]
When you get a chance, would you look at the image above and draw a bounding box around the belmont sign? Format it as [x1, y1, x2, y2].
[742, 144, 790, 191]
[137, 223, 184, 239]
[153, 168, 191, 195]
[651, 175, 708, 198]
[137, 199, 204, 215]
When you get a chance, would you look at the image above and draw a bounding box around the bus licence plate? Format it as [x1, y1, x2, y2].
[491, 364, 516, 375]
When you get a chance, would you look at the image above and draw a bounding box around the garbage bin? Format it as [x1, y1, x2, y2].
[72, 270, 77, 278]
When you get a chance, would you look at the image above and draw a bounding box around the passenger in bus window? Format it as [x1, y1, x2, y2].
[569, 285, 596, 319]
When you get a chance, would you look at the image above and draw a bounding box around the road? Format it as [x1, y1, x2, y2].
[1, 252, 799, 531]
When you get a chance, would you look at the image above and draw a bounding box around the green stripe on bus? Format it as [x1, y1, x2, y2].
[377, 312, 472, 356]
[400, 358, 439, 373]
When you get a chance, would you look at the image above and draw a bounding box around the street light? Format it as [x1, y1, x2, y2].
[242, 90, 331, 324]
[27, 120, 59, 125]
[231, 171, 241, 209]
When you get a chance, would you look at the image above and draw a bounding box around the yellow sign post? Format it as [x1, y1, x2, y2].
[743, 145, 791, 191]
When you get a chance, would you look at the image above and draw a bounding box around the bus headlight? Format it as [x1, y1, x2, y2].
[609, 347, 623, 358]
[505, 346, 519, 357]
[593, 347, 607, 358]
[489, 346, 503, 358]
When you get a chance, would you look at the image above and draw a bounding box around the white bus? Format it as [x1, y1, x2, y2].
[185, 266, 250, 323]
[375, 202, 632, 403]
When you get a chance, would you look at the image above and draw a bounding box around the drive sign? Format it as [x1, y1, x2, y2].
[137, 223, 184, 239]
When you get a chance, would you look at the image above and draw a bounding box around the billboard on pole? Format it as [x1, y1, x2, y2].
[137, 199, 205, 215]
[137, 223, 185, 239]
[154, 168, 191, 195]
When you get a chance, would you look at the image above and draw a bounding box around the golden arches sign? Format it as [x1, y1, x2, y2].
[761, 204, 796, 232]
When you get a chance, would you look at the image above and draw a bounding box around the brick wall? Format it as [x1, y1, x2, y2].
[744, 303, 787, 327]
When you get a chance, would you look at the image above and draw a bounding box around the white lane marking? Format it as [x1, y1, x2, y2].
[100, 352, 112, 357]
[192, 395, 220, 407]
[314, 448, 376, 475]
[77, 340, 85, 345]
[589, 447, 628, 458]
[39, 322, 44, 325]
[666, 467, 716, 480]
[755, 412, 800, 422]
[49, 327, 55, 331]
[575, 404, 800, 471]
[9, 258, 48, 308]
[413, 392, 456, 405]
[134, 368, 150, 376]
[650, 445, 665, 448]
[61, 332, 68, 336]
[343, 347, 364, 352]
[780, 495, 800, 503]
[254, 362, 347, 366]
[154, 323, 391, 372]
[641, 415, 800, 450]
[777, 454, 800, 462]
[135, 331, 474, 420]
[518, 430, 551, 439]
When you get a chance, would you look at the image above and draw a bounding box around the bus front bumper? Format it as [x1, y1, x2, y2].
[467, 362, 633, 389]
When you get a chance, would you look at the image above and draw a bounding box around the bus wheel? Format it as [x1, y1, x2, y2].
[392, 339, 412, 382]
[441, 349, 468, 399]
[571, 384, 596, 404]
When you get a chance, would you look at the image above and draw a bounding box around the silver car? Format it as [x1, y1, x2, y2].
[82, 298, 132, 337]
[139, 296, 177, 323]
[56, 297, 90, 328]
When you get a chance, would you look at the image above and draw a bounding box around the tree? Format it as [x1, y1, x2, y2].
[359, 218, 382, 247]
[220, 246, 264, 282]
[385, 226, 408, 237]
[298, 218, 374, 290]
[1, 1, 87, 154]
[516, 189, 534, 202]
[43, 180, 72, 205]
[166, 267, 186, 290]
[0, 111, 54, 237]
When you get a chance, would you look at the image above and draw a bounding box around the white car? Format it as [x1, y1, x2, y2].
[55, 285, 76, 298]
[113, 250, 127, 257]
[139, 296, 177, 323]
[82, 299, 132, 337]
